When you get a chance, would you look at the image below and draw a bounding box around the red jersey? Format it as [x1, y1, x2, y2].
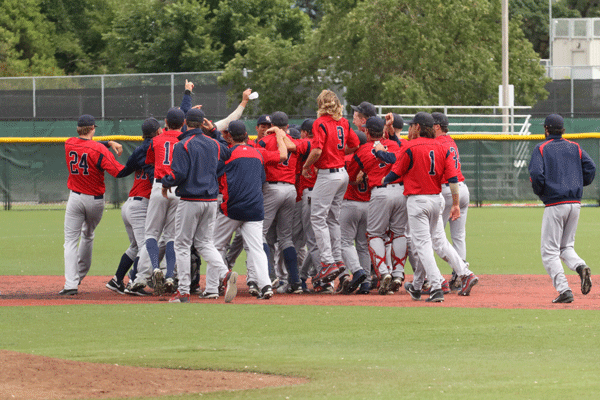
[147, 130, 181, 179]
[294, 138, 317, 201]
[312, 115, 360, 169]
[257, 133, 297, 184]
[347, 139, 402, 190]
[65, 137, 125, 196]
[343, 154, 370, 202]
[391, 137, 457, 195]
[128, 169, 152, 198]
[436, 134, 465, 183]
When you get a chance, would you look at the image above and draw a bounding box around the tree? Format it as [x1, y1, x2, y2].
[0, 0, 62, 77]
[103, 0, 222, 73]
[39, 0, 119, 75]
[566, 0, 600, 17]
[210, 0, 312, 66]
[222, 0, 550, 113]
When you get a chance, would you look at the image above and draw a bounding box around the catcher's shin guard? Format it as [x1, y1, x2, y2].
[389, 232, 408, 273]
[367, 234, 387, 280]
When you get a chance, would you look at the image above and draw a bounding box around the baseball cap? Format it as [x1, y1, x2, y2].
[432, 112, 449, 127]
[288, 127, 301, 139]
[391, 113, 404, 130]
[407, 112, 435, 128]
[271, 111, 289, 127]
[351, 101, 377, 118]
[300, 118, 315, 133]
[186, 108, 206, 123]
[77, 114, 97, 127]
[141, 117, 160, 136]
[166, 108, 185, 127]
[227, 120, 247, 139]
[544, 113, 564, 129]
[362, 116, 385, 132]
[256, 114, 272, 126]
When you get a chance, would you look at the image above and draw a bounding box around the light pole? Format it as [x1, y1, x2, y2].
[502, 0, 509, 133]
[549, 0, 553, 77]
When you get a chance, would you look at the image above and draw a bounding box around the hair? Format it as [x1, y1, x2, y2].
[77, 126, 94, 136]
[231, 132, 248, 143]
[167, 122, 184, 130]
[439, 125, 449, 134]
[420, 125, 436, 139]
[187, 121, 202, 129]
[142, 128, 160, 140]
[317, 90, 343, 121]
[546, 127, 565, 136]
[368, 129, 384, 139]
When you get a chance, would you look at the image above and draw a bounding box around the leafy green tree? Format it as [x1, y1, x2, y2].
[103, 0, 222, 73]
[0, 0, 62, 76]
[566, 0, 600, 17]
[39, 0, 118, 74]
[210, 0, 312, 66]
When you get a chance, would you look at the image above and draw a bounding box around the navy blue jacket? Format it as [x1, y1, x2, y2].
[529, 134, 596, 206]
[162, 132, 230, 201]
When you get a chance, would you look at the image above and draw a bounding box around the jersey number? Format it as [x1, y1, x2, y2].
[69, 151, 89, 175]
[280, 152, 292, 166]
[336, 126, 345, 150]
[428, 150, 435, 176]
[449, 147, 460, 169]
[163, 142, 171, 165]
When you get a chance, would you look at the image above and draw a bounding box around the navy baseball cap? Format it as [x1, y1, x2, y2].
[77, 114, 97, 127]
[186, 108, 206, 123]
[141, 117, 160, 135]
[166, 108, 185, 126]
[407, 112, 435, 128]
[362, 116, 385, 132]
[256, 114, 272, 125]
[288, 127, 301, 139]
[544, 114, 564, 129]
[432, 112, 449, 127]
[300, 118, 315, 133]
[271, 111, 289, 127]
[227, 120, 247, 139]
[351, 101, 377, 118]
[391, 113, 404, 130]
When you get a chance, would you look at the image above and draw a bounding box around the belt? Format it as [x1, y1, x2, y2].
[444, 182, 464, 187]
[319, 167, 344, 173]
[132, 196, 144, 201]
[267, 181, 292, 185]
[374, 183, 403, 189]
[73, 191, 103, 200]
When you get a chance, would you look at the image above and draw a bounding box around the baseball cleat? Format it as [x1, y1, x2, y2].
[248, 281, 260, 297]
[388, 275, 404, 293]
[356, 281, 371, 294]
[441, 280, 451, 294]
[224, 271, 238, 303]
[152, 268, 165, 296]
[314, 263, 342, 285]
[335, 261, 347, 275]
[287, 282, 304, 294]
[425, 288, 444, 303]
[335, 275, 349, 294]
[576, 265, 592, 295]
[378, 274, 392, 295]
[200, 292, 219, 299]
[127, 283, 151, 296]
[58, 288, 78, 296]
[458, 274, 479, 296]
[552, 290, 574, 304]
[301, 279, 312, 294]
[164, 277, 176, 294]
[314, 282, 334, 294]
[404, 282, 421, 301]
[344, 269, 368, 294]
[106, 278, 125, 294]
[258, 285, 274, 300]
[168, 291, 189, 303]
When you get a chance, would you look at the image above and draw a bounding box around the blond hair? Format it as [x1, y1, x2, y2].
[317, 90, 343, 121]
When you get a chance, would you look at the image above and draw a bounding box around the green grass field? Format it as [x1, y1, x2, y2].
[1, 207, 600, 399]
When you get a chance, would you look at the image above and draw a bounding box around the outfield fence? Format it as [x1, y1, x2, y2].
[1, 133, 599, 210]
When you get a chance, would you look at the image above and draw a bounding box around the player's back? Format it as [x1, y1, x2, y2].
[257, 133, 297, 184]
[353, 139, 401, 190]
[65, 137, 124, 196]
[151, 130, 181, 179]
[436, 134, 464, 182]
[312, 115, 358, 169]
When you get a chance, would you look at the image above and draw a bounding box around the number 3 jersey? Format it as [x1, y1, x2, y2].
[65, 137, 126, 196]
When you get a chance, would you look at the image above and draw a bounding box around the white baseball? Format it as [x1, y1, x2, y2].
[248, 92, 259, 100]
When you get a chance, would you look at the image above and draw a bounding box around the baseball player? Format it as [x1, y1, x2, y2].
[211, 120, 288, 300]
[529, 113, 596, 303]
[257, 112, 303, 294]
[60, 114, 134, 295]
[106, 118, 161, 294]
[128, 108, 185, 296]
[162, 108, 236, 303]
[348, 116, 405, 295]
[302, 90, 360, 287]
[383, 112, 465, 303]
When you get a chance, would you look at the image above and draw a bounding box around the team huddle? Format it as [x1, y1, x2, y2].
[59, 82, 596, 304]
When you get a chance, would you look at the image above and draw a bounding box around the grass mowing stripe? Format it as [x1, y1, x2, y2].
[2, 304, 600, 399]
